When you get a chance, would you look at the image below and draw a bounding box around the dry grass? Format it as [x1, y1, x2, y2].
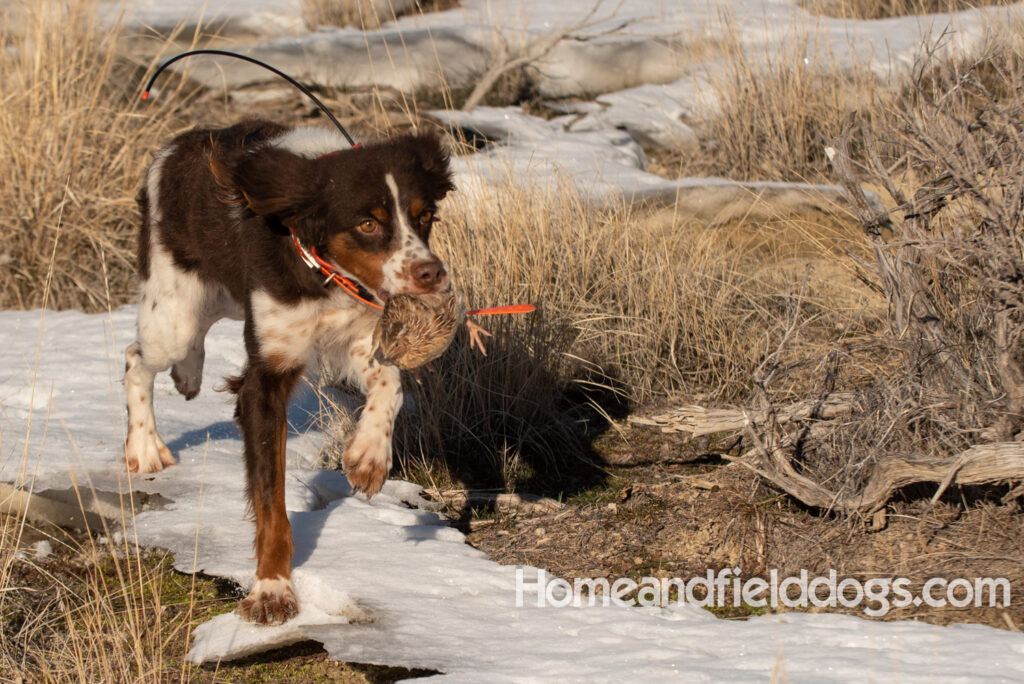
[0, 1, 191, 312]
[0, 522, 202, 681]
[804, 0, 1017, 19]
[672, 22, 884, 184]
[302, 0, 389, 30]
[357, 178, 872, 491]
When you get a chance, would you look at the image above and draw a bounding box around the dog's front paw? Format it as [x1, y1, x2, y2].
[237, 577, 298, 626]
[342, 432, 391, 499]
[125, 430, 175, 473]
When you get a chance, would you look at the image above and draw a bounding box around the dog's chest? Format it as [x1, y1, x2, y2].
[251, 289, 376, 371]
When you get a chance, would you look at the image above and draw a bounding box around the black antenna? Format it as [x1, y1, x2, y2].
[142, 49, 357, 147]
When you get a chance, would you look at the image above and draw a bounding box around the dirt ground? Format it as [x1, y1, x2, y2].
[3, 422, 1021, 683]
[460, 423, 1024, 629]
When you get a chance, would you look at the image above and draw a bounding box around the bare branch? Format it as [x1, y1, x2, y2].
[461, 1, 639, 111]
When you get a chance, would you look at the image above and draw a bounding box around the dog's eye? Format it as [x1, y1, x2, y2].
[418, 211, 434, 228]
[357, 219, 380, 234]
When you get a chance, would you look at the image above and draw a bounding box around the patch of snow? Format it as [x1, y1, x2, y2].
[568, 81, 703, 152]
[104, 0, 307, 38]
[2, 308, 1024, 680]
[431, 106, 863, 214]
[122, 0, 1024, 190]
[142, 1, 1024, 132]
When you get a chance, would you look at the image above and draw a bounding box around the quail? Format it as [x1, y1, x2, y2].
[372, 290, 491, 371]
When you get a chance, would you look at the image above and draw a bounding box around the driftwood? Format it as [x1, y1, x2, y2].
[628, 392, 855, 437]
[630, 396, 1024, 514]
[731, 411, 1024, 515]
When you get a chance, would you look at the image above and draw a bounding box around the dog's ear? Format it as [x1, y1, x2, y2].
[209, 145, 324, 225]
[408, 132, 455, 202]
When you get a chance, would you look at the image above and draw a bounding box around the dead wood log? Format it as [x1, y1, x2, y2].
[628, 392, 856, 437]
[728, 437, 1024, 515]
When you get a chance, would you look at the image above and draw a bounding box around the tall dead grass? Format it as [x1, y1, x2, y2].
[804, 0, 1017, 20]
[0, 0, 188, 312]
[365, 177, 870, 490]
[680, 22, 883, 184]
[0, 524, 194, 681]
[303, 0, 389, 30]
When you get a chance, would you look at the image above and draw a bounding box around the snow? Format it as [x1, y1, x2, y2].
[7, 0, 1024, 678]
[127, 0, 1024, 140]
[123, 0, 1024, 213]
[430, 105, 865, 212]
[108, 0, 308, 38]
[3, 306, 1024, 680]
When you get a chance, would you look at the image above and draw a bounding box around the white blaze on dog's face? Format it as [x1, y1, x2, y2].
[241, 129, 456, 303]
[379, 172, 449, 297]
[318, 142, 454, 302]
[220, 128, 455, 303]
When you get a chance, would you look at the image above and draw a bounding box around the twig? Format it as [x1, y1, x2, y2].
[461, 1, 638, 111]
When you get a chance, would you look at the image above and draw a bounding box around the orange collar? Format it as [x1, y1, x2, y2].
[289, 228, 384, 310]
[289, 228, 537, 319]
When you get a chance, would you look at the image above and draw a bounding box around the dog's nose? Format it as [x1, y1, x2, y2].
[412, 260, 446, 288]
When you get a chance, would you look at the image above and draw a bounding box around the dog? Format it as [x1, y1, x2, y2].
[123, 120, 454, 624]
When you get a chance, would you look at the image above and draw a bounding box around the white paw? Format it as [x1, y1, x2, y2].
[342, 430, 392, 498]
[125, 427, 175, 473]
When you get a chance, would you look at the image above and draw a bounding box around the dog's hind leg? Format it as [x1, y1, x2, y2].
[170, 320, 211, 400]
[124, 240, 211, 474]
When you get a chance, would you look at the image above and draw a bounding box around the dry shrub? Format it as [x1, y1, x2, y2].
[767, 30, 1024, 500]
[0, 0, 187, 312]
[684, 26, 883, 184]
[364, 176, 867, 491]
[804, 0, 1017, 20]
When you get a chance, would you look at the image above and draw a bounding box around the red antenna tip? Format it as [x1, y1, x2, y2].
[141, 91, 149, 101]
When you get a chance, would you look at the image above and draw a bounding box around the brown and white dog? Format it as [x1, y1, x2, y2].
[124, 120, 454, 624]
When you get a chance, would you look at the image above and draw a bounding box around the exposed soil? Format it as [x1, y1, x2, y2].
[460, 423, 1024, 629]
[4, 417, 1021, 682]
[0, 518, 432, 682]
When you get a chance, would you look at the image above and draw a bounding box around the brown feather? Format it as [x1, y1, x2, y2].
[372, 291, 464, 370]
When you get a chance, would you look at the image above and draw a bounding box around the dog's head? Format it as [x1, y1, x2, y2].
[213, 129, 455, 301]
